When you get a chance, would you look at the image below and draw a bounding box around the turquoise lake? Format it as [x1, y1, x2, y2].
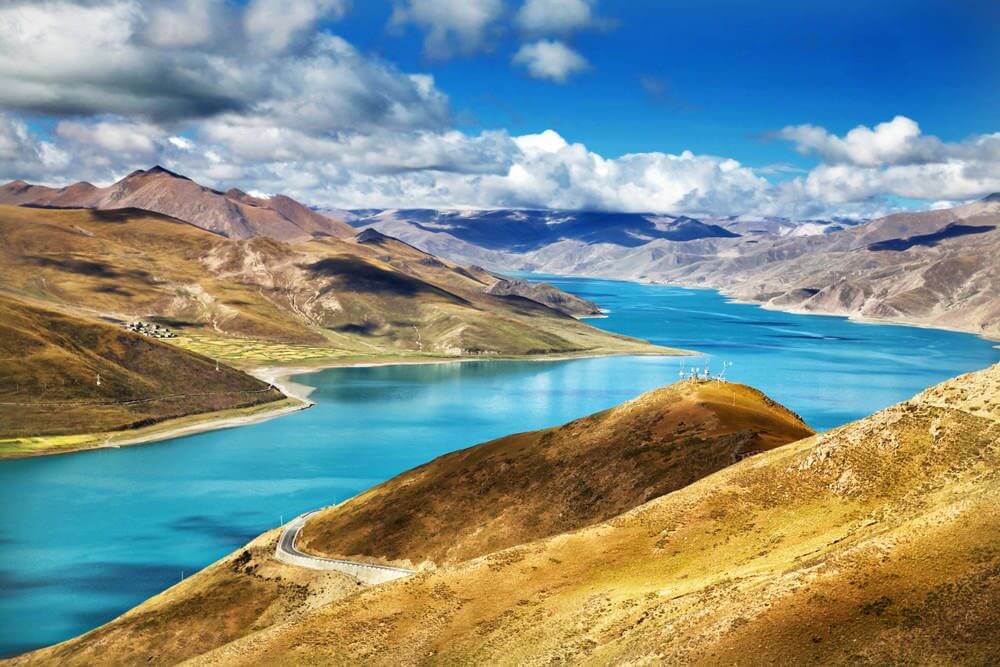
[1, 276, 997, 656]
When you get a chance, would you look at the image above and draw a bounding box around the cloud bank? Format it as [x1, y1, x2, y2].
[0, 1, 997, 220]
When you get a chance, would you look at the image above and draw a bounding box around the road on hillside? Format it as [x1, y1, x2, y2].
[275, 510, 414, 584]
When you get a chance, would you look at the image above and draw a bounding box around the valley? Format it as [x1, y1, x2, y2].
[1, 275, 996, 658]
[0, 173, 676, 457]
[2, 4, 996, 664]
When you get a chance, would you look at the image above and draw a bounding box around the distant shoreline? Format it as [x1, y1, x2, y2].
[529, 271, 1000, 343]
[0, 348, 687, 461]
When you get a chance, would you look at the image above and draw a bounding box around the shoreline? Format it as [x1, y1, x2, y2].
[530, 270, 999, 344]
[1, 348, 687, 461]
[719, 294, 1000, 344]
[0, 397, 311, 461]
[253, 347, 693, 392]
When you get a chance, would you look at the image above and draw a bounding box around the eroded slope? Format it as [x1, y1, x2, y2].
[0, 205, 667, 367]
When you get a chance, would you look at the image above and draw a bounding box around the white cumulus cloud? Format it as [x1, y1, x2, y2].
[513, 40, 589, 83]
[776, 116, 1000, 203]
[56, 119, 165, 156]
[516, 0, 600, 34]
[389, 0, 504, 59]
[0, 4, 996, 222]
[244, 0, 349, 54]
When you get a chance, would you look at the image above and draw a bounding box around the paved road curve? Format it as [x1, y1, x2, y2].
[274, 510, 415, 585]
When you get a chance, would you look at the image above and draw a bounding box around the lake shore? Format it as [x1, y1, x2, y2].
[525, 271, 1000, 343]
[0, 348, 687, 461]
[251, 347, 692, 401]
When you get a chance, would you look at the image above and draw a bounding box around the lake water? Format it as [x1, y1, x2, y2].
[1, 277, 997, 656]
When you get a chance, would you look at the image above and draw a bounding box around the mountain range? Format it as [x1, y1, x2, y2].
[351, 198, 1000, 337]
[7, 168, 995, 337]
[0, 166, 355, 241]
[0, 169, 669, 456]
[348, 208, 741, 251]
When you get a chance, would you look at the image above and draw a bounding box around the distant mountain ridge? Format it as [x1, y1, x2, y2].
[0, 166, 355, 241]
[348, 208, 740, 251]
[351, 197, 1000, 337]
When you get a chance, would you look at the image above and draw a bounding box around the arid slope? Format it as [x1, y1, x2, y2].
[21, 364, 998, 665]
[0, 293, 284, 451]
[359, 198, 1000, 337]
[0, 205, 667, 365]
[299, 379, 813, 567]
[191, 364, 1000, 665]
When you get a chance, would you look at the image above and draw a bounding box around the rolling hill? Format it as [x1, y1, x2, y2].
[0, 204, 660, 362]
[0, 197, 672, 454]
[14, 365, 998, 664]
[10, 377, 813, 664]
[297, 379, 813, 567]
[0, 292, 287, 456]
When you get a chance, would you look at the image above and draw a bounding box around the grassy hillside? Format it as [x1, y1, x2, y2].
[0, 293, 286, 455]
[299, 379, 813, 566]
[215, 364, 999, 665]
[16, 365, 998, 664]
[0, 205, 670, 366]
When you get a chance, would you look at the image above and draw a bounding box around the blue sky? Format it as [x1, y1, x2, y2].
[329, 1, 1000, 167]
[0, 0, 997, 217]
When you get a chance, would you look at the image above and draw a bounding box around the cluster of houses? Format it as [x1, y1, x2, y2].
[124, 320, 176, 339]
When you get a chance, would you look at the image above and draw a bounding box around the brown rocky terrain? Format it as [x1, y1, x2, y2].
[0, 167, 355, 241]
[15, 365, 998, 665]
[0, 202, 670, 454]
[483, 275, 602, 317]
[0, 204, 663, 360]
[358, 197, 1000, 337]
[298, 379, 813, 567]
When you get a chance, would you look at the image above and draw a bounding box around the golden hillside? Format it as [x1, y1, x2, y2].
[0, 205, 666, 365]
[0, 293, 286, 456]
[18, 364, 998, 665]
[298, 379, 814, 567]
[11, 379, 812, 664]
[197, 364, 996, 665]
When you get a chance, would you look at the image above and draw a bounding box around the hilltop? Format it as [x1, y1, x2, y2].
[15, 364, 998, 664]
[298, 379, 813, 567]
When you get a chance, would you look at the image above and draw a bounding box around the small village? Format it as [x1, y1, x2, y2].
[123, 321, 176, 339]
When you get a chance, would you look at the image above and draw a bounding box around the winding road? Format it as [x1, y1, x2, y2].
[274, 510, 415, 585]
